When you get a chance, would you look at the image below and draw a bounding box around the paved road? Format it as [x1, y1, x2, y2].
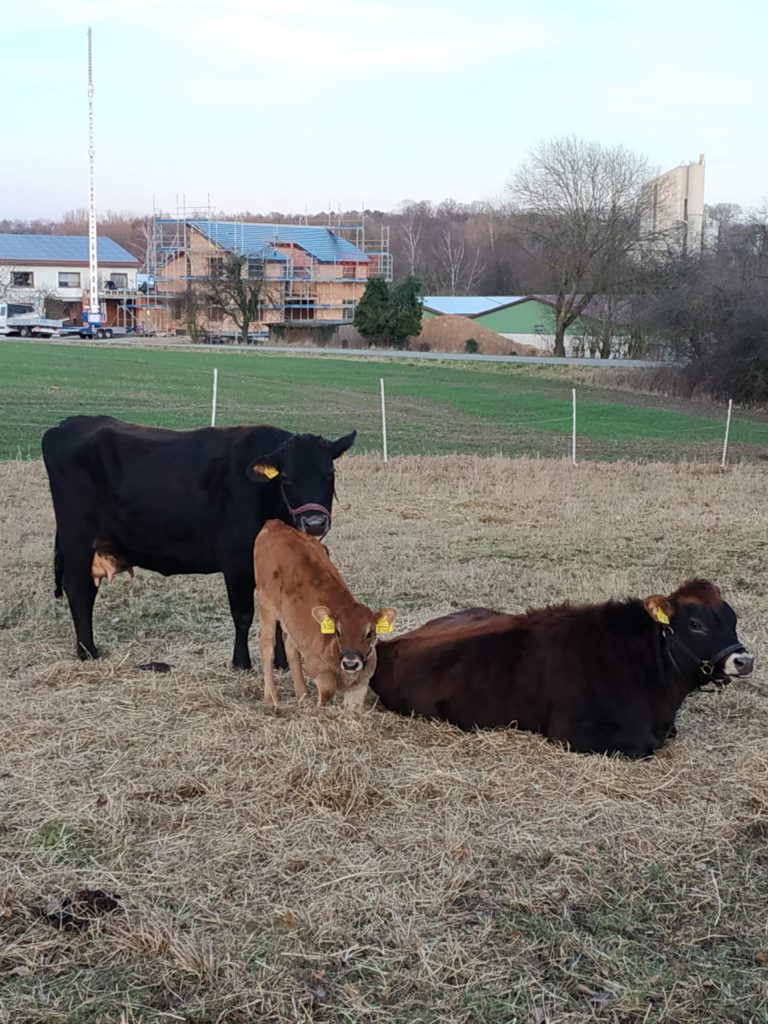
[12, 335, 667, 368]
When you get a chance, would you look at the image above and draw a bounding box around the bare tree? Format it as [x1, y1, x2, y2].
[432, 226, 484, 294]
[207, 252, 276, 344]
[508, 136, 652, 356]
[401, 209, 423, 277]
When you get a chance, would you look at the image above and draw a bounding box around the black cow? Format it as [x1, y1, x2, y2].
[42, 416, 356, 668]
[370, 580, 754, 757]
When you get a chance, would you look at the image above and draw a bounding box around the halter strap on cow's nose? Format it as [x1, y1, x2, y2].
[282, 493, 331, 526]
[662, 626, 746, 680]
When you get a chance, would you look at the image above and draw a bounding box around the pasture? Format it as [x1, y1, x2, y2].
[3, 340, 768, 463]
[1, 453, 767, 1023]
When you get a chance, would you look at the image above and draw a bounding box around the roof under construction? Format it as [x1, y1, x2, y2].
[186, 221, 370, 263]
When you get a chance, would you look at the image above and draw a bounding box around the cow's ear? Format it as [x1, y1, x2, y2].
[644, 595, 673, 625]
[329, 430, 357, 460]
[247, 462, 280, 482]
[375, 607, 398, 634]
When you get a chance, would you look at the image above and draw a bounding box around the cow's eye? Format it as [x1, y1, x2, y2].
[689, 618, 707, 633]
[364, 626, 373, 639]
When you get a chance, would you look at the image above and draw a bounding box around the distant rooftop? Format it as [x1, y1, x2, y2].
[187, 221, 369, 264]
[421, 296, 524, 316]
[0, 234, 138, 265]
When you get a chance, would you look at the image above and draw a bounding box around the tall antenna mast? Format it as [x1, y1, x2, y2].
[87, 28, 101, 324]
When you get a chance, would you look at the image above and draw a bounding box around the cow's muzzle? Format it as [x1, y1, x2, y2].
[341, 652, 364, 673]
[723, 649, 754, 678]
[288, 502, 331, 538]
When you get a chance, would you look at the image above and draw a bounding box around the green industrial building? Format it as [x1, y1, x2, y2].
[421, 295, 591, 339]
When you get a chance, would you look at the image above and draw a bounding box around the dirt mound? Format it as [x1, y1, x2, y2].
[411, 315, 542, 356]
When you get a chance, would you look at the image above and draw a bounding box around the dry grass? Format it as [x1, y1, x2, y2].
[1, 455, 767, 1024]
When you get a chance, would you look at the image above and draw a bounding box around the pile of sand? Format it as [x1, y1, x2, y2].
[410, 315, 542, 356]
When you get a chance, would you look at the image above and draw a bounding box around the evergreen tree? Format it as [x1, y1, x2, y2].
[354, 274, 422, 348]
[353, 276, 390, 341]
[385, 275, 422, 347]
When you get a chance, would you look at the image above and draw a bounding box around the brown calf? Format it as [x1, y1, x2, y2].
[254, 519, 397, 706]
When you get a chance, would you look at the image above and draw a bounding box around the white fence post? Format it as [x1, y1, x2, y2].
[211, 367, 218, 427]
[571, 388, 577, 465]
[380, 377, 388, 463]
[721, 398, 733, 468]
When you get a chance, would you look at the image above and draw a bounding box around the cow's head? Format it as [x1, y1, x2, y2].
[247, 430, 356, 537]
[645, 578, 754, 686]
[311, 604, 398, 677]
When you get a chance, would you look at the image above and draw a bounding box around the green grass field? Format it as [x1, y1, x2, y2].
[2, 340, 768, 463]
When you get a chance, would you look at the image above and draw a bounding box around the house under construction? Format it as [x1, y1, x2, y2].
[142, 208, 392, 339]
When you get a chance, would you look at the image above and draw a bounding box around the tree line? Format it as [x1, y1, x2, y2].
[4, 136, 767, 400]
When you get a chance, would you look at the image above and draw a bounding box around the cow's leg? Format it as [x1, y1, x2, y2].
[283, 635, 308, 701]
[313, 670, 338, 708]
[273, 624, 289, 671]
[224, 570, 255, 670]
[61, 540, 99, 659]
[53, 530, 63, 598]
[257, 603, 279, 706]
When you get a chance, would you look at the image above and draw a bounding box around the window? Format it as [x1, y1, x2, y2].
[208, 257, 225, 279]
[342, 265, 356, 279]
[11, 271, 34, 287]
[58, 272, 81, 288]
[110, 273, 128, 289]
[342, 299, 355, 321]
[247, 256, 264, 279]
[533, 323, 546, 335]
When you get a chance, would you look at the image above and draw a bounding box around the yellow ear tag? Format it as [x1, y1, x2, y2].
[655, 608, 670, 625]
[320, 615, 336, 635]
[257, 465, 279, 480]
[375, 617, 393, 635]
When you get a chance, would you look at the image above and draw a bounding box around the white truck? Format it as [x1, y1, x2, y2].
[0, 302, 62, 338]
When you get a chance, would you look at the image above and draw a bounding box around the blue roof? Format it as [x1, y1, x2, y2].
[188, 221, 369, 263]
[0, 234, 138, 264]
[422, 296, 526, 316]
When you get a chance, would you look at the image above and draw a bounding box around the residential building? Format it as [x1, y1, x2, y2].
[145, 217, 391, 337]
[0, 234, 140, 328]
[639, 155, 718, 256]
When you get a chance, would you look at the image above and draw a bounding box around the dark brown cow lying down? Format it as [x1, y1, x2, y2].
[369, 580, 754, 758]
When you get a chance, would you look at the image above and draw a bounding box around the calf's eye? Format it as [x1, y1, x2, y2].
[689, 618, 706, 633]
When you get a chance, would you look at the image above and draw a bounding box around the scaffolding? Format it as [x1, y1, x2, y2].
[142, 197, 392, 339]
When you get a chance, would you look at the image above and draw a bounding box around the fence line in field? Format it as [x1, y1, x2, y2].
[3, 369, 744, 467]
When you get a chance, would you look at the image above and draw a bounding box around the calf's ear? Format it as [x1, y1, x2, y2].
[311, 606, 336, 634]
[329, 430, 357, 459]
[375, 607, 398, 634]
[644, 595, 673, 625]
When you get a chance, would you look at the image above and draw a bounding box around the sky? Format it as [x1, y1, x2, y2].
[2, 0, 767, 220]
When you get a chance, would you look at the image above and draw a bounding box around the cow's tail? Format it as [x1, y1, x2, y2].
[53, 532, 63, 598]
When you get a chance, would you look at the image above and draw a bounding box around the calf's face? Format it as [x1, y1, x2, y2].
[311, 605, 398, 676]
[645, 578, 754, 685]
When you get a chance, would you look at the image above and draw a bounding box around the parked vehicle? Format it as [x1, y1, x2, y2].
[57, 323, 123, 339]
[0, 303, 62, 338]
